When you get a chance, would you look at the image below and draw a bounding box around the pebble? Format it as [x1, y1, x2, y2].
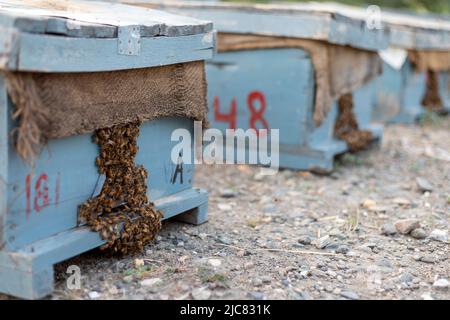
[220, 189, 237, 198]
[416, 177, 433, 192]
[410, 228, 427, 239]
[394, 219, 420, 234]
[252, 278, 263, 287]
[392, 197, 411, 206]
[297, 235, 313, 245]
[432, 279, 449, 290]
[335, 244, 350, 254]
[313, 235, 331, 249]
[208, 259, 222, 267]
[381, 223, 397, 236]
[428, 229, 448, 242]
[140, 278, 162, 287]
[217, 203, 232, 211]
[340, 291, 359, 300]
[248, 291, 265, 300]
[329, 228, 346, 239]
[217, 236, 231, 245]
[420, 255, 436, 264]
[398, 272, 414, 284]
[192, 287, 212, 300]
[88, 291, 100, 299]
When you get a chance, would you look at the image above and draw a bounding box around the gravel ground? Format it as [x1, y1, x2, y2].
[2, 116, 449, 300]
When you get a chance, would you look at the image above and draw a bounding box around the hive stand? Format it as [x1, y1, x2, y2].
[0, 0, 214, 299]
[125, 1, 388, 172]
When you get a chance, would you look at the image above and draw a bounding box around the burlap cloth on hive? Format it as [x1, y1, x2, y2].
[408, 50, 450, 111]
[5, 61, 208, 161]
[408, 50, 450, 73]
[217, 33, 383, 127]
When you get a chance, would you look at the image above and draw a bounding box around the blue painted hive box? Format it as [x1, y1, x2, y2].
[124, 1, 388, 172]
[0, 0, 214, 299]
[329, 3, 450, 124]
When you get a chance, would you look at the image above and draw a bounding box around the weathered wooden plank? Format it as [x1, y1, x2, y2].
[0, 188, 208, 273]
[128, 0, 389, 51]
[0, 0, 213, 38]
[1, 30, 214, 72]
[296, 2, 450, 50]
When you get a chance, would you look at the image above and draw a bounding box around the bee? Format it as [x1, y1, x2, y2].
[77, 122, 163, 255]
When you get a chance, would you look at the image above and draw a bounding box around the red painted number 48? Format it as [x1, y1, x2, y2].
[213, 90, 269, 136]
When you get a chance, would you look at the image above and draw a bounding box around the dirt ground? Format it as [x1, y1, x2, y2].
[2, 115, 449, 300]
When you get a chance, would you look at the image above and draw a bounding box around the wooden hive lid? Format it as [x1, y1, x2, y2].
[0, 0, 215, 72]
[306, 2, 450, 51]
[127, 0, 390, 52]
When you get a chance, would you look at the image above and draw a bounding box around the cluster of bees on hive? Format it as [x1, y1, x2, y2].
[334, 93, 374, 152]
[78, 122, 163, 254]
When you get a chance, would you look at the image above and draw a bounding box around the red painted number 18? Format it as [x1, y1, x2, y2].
[25, 172, 60, 218]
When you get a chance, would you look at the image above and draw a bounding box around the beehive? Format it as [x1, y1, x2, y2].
[0, 0, 214, 299]
[326, 3, 450, 123]
[124, 0, 387, 172]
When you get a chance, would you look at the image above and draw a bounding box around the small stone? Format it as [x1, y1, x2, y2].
[394, 219, 420, 234]
[298, 235, 313, 245]
[252, 278, 263, 287]
[398, 272, 414, 284]
[340, 291, 359, 300]
[416, 177, 433, 192]
[134, 258, 144, 268]
[260, 276, 272, 284]
[356, 245, 373, 254]
[381, 223, 397, 236]
[140, 278, 161, 287]
[248, 291, 264, 300]
[198, 233, 208, 240]
[429, 229, 448, 242]
[335, 244, 350, 254]
[421, 292, 434, 300]
[313, 235, 331, 249]
[420, 255, 436, 264]
[392, 197, 411, 206]
[361, 199, 376, 209]
[433, 279, 449, 290]
[217, 203, 232, 211]
[217, 236, 231, 245]
[123, 275, 133, 283]
[410, 228, 427, 239]
[208, 258, 222, 267]
[192, 287, 211, 300]
[329, 228, 346, 239]
[220, 189, 237, 198]
[88, 291, 100, 299]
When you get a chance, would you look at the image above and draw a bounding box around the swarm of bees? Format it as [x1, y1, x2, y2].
[421, 70, 444, 112]
[78, 122, 163, 255]
[334, 93, 374, 152]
